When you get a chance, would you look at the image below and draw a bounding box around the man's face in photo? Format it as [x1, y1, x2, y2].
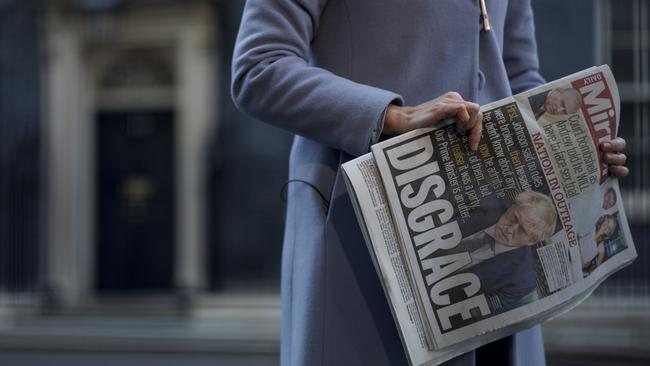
[545, 88, 582, 115]
[603, 189, 616, 210]
[495, 205, 541, 247]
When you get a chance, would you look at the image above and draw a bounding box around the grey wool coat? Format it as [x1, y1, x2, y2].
[232, 0, 547, 365]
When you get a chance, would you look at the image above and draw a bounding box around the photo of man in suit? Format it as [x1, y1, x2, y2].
[448, 191, 557, 314]
[528, 87, 584, 119]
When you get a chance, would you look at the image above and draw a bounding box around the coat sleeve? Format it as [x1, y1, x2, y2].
[231, 0, 403, 157]
[502, 0, 546, 94]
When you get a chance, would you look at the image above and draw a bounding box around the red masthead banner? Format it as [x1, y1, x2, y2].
[571, 72, 617, 183]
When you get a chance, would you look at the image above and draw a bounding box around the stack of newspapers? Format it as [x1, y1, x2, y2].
[342, 65, 637, 365]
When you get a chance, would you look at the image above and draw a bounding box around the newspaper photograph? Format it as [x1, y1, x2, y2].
[342, 65, 636, 362]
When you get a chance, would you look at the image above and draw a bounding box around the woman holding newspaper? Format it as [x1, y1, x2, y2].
[231, 1, 628, 365]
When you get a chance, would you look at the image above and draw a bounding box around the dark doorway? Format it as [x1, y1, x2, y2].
[95, 110, 175, 292]
[0, 1, 43, 299]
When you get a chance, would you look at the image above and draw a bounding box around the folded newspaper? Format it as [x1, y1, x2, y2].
[341, 65, 637, 365]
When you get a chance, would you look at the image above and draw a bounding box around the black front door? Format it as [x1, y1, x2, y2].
[95, 110, 175, 292]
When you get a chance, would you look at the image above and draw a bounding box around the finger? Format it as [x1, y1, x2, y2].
[437, 102, 470, 126]
[463, 102, 481, 130]
[412, 102, 467, 129]
[458, 104, 471, 124]
[457, 106, 480, 134]
[456, 102, 480, 132]
[443, 91, 463, 102]
[603, 152, 627, 165]
[463, 101, 480, 114]
[468, 113, 483, 151]
[609, 165, 629, 177]
[456, 105, 477, 132]
[601, 137, 626, 152]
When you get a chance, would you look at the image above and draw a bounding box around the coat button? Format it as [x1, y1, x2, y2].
[478, 70, 486, 90]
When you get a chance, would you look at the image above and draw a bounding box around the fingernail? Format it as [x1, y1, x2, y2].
[602, 142, 611, 150]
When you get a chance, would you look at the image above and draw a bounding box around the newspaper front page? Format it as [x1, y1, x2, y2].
[342, 65, 637, 365]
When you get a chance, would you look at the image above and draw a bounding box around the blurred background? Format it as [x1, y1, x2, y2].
[0, 0, 647, 365]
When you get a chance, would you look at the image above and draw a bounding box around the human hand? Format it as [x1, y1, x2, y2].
[382, 92, 483, 151]
[601, 137, 628, 177]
